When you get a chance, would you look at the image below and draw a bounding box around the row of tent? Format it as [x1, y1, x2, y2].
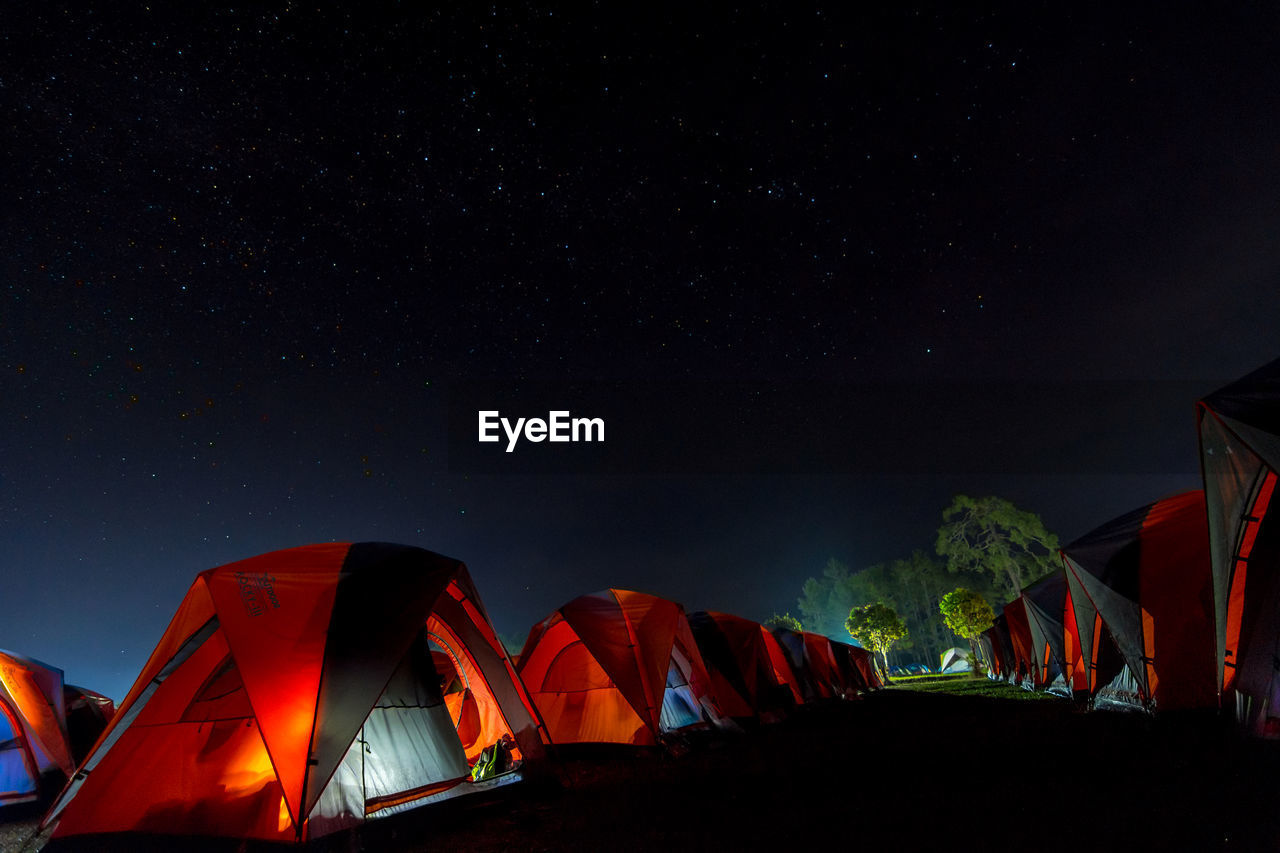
[978, 357, 1280, 730]
[6, 542, 882, 848]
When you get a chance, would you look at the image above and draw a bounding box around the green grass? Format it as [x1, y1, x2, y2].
[886, 673, 1065, 701]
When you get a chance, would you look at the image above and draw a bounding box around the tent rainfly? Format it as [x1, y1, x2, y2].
[1199, 359, 1280, 732]
[688, 611, 804, 723]
[36, 542, 546, 845]
[0, 650, 76, 805]
[1060, 490, 1216, 711]
[516, 589, 730, 746]
[939, 647, 971, 673]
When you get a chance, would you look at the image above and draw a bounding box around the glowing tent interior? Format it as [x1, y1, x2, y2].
[35, 542, 546, 845]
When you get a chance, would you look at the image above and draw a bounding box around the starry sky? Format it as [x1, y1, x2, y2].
[3, 4, 1279, 701]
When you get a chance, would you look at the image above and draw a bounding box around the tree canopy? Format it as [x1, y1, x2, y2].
[938, 588, 996, 675]
[845, 602, 908, 676]
[798, 552, 999, 667]
[938, 588, 996, 640]
[764, 612, 803, 632]
[935, 494, 1059, 599]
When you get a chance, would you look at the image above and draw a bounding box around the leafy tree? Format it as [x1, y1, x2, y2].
[935, 495, 1060, 600]
[845, 603, 908, 677]
[764, 612, 803, 632]
[938, 587, 996, 673]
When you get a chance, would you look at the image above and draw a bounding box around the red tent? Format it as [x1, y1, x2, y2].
[688, 611, 804, 722]
[517, 589, 728, 746]
[980, 614, 1015, 682]
[38, 542, 545, 844]
[1199, 360, 1280, 730]
[0, 649, 75, 805]
[847, 645, 883, 690]
[1003, 574, 1068, 691]
[1060, 490, 1216, 711]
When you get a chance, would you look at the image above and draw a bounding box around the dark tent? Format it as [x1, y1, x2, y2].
[1199, 359, 1280, 731]
[688, 611, 804, 723]
[1003, 574, 1067, 692]
[981, 612, 1016, 682]
[1060, 490, 1216, 711]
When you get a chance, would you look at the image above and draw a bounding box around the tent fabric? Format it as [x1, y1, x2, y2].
[687, 611, 804, 722]
[1003, 575, 1069, 690]
[39, 542, 544, 844]
[1003, 598, 1036, 687]
[848, 645, 883, 690]
[62, 685, 115, 768]
[1060, 490, 1216, 711]
[1022, 573, 1068, 690]
[939, 648, 971, 673]
[517, 589, 728, 746]
[1199, 359, 1280, 731]
[0, 650, 75, 805]
[770, 628, 827, 701]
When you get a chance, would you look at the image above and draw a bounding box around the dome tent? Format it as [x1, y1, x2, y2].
[517, 589, 730, 746]
[36, 542, 545, 845]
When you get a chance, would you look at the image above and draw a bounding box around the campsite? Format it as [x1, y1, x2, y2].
[3, 357, 1280, 850]
[7, 3, 1280, 850]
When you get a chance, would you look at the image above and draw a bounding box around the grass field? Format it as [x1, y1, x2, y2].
[888, 672, 1065, 700]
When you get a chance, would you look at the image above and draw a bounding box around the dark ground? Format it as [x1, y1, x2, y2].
[10, 686, 1280, 852]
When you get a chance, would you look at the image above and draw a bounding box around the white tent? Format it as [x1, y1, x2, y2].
[939, 647, 972, 673]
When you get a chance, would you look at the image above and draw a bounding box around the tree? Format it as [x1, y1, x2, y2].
[764, 612, 803, 632]
[935, 494, 1060, 600]
[797, 559, 858, 638]
[938, 588, 996, 674]
[845, 603, 908, 678]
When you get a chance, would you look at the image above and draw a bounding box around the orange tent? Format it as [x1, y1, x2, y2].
[37, 542, 545, 845]
[688, 611, 804, 722]
[516, 589, 729, 746]
[0, 649, 75, 805]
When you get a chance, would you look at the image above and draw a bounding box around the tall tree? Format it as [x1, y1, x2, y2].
[798, 559, 857, 638]
[935, 495, 1060, 600]
[845, 603, 908, 678]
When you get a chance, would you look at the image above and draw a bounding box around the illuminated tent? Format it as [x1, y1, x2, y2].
[0, 650, 75, 805]
[939, 647, 971, 673]
[1060, 490, 1215, 711]
[37, 542, 546, 845]
[688, 611, 804, 723]
[1199, 360, 1280, 731]
[1003, 574, 1067, 691]
[516, 589, 729, 746]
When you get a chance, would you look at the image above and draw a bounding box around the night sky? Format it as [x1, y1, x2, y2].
[4, 4, 1278, 702]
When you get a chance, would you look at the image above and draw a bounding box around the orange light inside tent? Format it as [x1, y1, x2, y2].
[1141, 605, 1158, 701]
